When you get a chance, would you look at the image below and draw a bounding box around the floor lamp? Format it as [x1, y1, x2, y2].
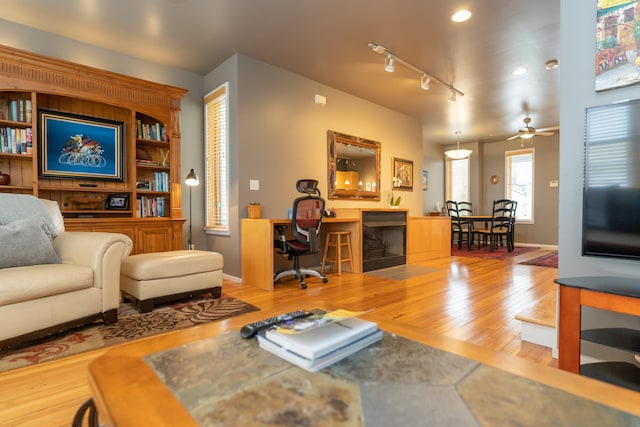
[184, 168, 199, 250]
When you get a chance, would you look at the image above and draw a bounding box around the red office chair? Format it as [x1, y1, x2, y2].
[274, 179, 328, 289]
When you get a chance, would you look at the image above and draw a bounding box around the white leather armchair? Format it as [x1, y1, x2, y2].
[0, 196, 132, 348]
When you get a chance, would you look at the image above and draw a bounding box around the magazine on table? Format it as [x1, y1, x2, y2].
[273, 308, 372, 335]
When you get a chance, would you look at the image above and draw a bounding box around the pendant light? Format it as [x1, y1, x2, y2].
[444, 131, 472, 160]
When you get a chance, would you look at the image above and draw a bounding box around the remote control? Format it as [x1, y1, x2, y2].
[239, 310, 311, 339]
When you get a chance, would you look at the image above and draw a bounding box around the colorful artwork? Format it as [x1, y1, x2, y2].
[38, 110, 124, 181]
[595, 0, 640, 91]
[393, 157, 413, 191]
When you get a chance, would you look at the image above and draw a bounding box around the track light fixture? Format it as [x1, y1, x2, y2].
[447, 90, 456, 103]
[368, 42, 464, 100]
[384, 54, 395, 72]
[421, 74, 430, 90]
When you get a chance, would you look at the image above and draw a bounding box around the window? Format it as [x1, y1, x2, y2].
[585, 102, 633, 188]
[445, 157, 470, 202]
[204, 83, 229, 235]
[505, 148, 534, 222]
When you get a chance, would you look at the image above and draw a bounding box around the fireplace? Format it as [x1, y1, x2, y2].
[362, 210, 407, 272]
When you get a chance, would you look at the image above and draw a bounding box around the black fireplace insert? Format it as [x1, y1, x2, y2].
[362, 210, 407, 272]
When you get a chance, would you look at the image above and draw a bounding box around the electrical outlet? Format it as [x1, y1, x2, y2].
[250, 180, 259, 190]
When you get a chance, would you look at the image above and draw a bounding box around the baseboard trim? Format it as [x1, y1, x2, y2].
[520, 321, 557, 349]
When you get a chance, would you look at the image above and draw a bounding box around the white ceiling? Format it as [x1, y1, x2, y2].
[1, 0, 560, 145]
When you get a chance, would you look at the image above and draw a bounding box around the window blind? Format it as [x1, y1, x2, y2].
[204, 84, 229, 234]
[585, 103, 632, 188]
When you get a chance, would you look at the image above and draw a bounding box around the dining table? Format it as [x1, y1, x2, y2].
[451, 215, 515, 251]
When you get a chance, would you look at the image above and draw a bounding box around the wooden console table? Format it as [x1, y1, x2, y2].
[556, 276, 640, 389]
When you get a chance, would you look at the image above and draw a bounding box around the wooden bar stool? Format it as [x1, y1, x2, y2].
[321, 231, 353, 275]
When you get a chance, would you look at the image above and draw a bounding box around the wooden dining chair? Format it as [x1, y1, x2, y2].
[446, 200, 473, 250]
[473, 199, 516, 252]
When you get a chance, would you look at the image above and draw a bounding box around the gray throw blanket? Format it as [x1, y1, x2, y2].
[0, 194, 58, 239]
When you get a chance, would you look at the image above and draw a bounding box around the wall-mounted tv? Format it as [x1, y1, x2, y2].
[582, 99, 640, 260]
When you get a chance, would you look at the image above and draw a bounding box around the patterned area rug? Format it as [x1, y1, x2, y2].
[451, 245, 538, 260]
[0, 295, 259, 372]
[519, 251, 558, 268]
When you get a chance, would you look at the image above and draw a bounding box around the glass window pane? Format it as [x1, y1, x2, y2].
[446, 157, 470, 202]
[506, 149, 534, 222]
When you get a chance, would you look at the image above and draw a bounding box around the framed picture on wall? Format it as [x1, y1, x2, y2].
[393, 157, 413, 191]
[595, 1, 640, 92]
[38, 110, 125, 181]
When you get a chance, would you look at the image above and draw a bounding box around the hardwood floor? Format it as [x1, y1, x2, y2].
[0, 248, 558, 426]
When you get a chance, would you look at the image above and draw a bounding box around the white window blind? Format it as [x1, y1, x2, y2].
[204, 83, 229, 234]
[585, 103, 632, 188]
[506, 148, 534, 222]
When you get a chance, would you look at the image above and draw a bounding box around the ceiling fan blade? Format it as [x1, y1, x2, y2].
[536, 126, 560, 132]
[535, 131, 555, 136]
[506, 134, 520, 141]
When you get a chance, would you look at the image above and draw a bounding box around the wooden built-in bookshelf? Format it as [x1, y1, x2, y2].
[0, 44, 188, 254]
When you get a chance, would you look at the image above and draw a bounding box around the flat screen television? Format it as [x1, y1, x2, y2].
[582, 99, 640, 260]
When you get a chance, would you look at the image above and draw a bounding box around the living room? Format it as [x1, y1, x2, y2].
[2, 0, 640, 424]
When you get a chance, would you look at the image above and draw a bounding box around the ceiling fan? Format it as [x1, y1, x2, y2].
[506, 117, 559, 141]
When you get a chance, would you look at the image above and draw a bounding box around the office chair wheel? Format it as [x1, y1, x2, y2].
[322, 278, 328, 283]
[301, 282, 307, 289]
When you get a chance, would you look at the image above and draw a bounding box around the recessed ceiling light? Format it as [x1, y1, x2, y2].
[545, 59, 559, 70]
[511, 66, 528, 76]
[451, 10, 472, 23]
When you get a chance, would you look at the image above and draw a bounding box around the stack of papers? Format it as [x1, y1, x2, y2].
[256, 310, 382, 372]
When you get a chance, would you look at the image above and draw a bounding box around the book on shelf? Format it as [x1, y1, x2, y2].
[6, 99, 31, 123]
[136, 119, 166, 142]
[257, 315, 382, 372]
[137, 195, 166, 217]
[1, 127, 32, 154]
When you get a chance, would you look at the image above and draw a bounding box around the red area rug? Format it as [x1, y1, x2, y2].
[451, 245, 538, 260]
[519, 251, 558, 268]
[0, 295, 259, 373]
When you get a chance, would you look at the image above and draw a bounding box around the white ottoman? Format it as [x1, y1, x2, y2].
[120, 250, 223, 313]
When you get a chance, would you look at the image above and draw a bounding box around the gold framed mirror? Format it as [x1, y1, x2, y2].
[327, 130, 381, 200]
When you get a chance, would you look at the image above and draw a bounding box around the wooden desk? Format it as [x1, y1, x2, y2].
[241, 217, 361, 291]
[87, 303, 640, 426]
[556, 276, 640, 378]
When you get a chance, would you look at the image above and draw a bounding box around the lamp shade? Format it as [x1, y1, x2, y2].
[444, 148, 473, 160]
[445, 131, 472, 159]
[185, 168, 199, 186]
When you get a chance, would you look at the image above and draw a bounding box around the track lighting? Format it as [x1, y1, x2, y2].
[447, 90, 456, 103]
[384, 54, 395, 72]
[444, 131, 472, 160]
[368, 42, 464, 100]
[421, 74, 430, 90]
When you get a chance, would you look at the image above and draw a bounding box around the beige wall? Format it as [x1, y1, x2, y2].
[205, 54, 423, 278]
[483, 135, 559, 246]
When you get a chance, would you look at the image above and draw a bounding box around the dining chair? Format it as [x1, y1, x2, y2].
[473, 199, 516, 252]
[446, 200, 473, 250]
[457, 201, 473, 217]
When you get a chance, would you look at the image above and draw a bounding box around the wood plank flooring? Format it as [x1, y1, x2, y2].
[0, 248, 558, 426]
